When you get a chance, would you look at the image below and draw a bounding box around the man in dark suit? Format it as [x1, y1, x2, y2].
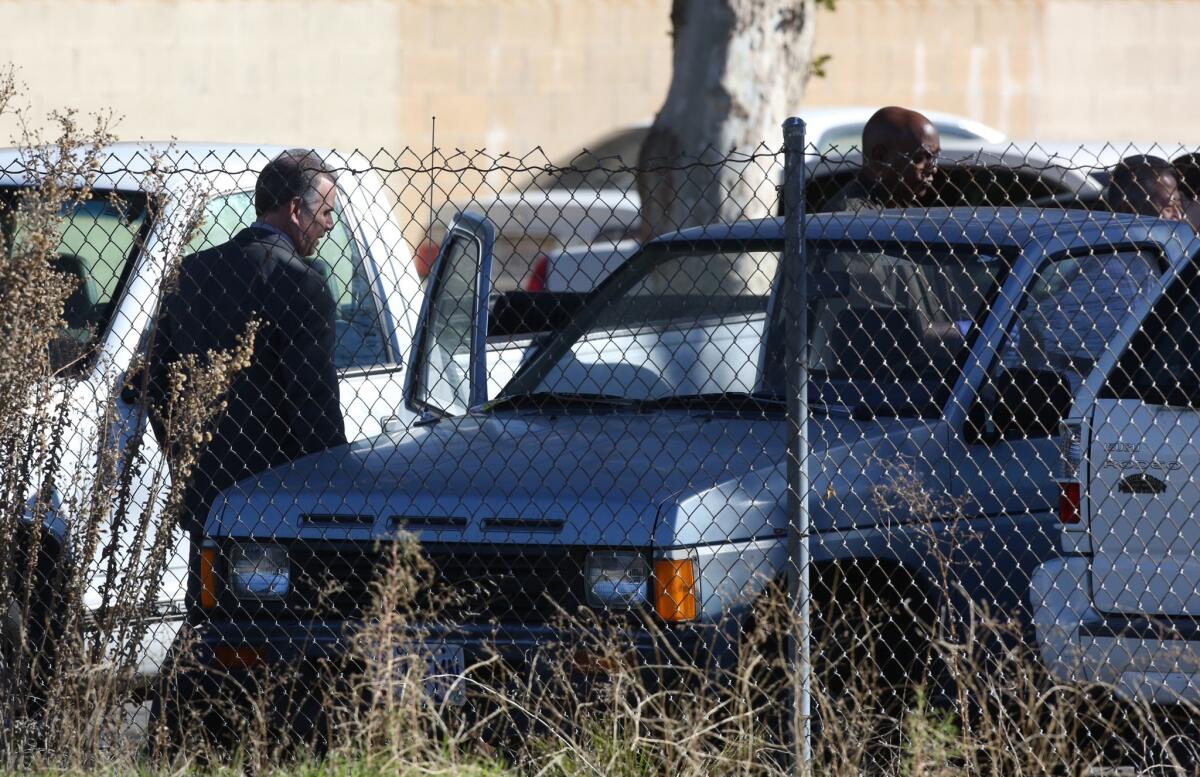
[148, 148, 346, 529]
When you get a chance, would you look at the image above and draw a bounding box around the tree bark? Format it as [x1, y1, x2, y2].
[637, 0, 816, 245]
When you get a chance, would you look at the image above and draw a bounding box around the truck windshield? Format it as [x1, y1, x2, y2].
[500, 240, 1013, 416]
[0, 188, 150, 372]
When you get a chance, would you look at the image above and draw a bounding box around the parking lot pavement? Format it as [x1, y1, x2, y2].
[119, 701, 152, 748]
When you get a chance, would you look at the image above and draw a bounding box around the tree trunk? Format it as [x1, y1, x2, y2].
[637, 0, 816, 246]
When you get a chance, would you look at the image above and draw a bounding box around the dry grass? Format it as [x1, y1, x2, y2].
[138, 535, 1200, 777]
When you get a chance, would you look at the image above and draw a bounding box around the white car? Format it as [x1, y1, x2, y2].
[0, 143, 528, 680]
[426, 108, 1007, 292]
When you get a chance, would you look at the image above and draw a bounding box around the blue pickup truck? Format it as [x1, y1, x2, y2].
[163, 207, 1192, 739]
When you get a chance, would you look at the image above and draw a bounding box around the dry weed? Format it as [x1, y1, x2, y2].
[0, 67, 253, 772]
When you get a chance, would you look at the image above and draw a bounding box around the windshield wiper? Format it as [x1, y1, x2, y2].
[484, 391, 636, 412]
[637, 392, 790, 414]
[850, 399, 943, 420]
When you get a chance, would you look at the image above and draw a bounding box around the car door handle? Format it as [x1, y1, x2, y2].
[379, 415, 405, 433]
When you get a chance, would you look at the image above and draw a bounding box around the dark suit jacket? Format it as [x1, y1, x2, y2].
[148, 226, 346, 525]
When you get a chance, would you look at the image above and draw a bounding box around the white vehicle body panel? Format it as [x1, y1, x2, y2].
[1088, 400, 1200, 615]
[545, 239, 640, 293]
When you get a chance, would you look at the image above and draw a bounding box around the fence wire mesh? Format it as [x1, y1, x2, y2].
[4, 126, 1200, 773]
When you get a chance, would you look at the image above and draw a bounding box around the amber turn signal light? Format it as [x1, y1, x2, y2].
[199, 542, 219, 610]
[653, 558, 699, 622]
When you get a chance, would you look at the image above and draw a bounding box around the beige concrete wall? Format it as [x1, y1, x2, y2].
[1034, 0, 1200, 143]
[806, 0, 1042, 138]
[4, 0, 1199, 159]
[0, 0, 673, 160]
[807, 0, 1200, 145]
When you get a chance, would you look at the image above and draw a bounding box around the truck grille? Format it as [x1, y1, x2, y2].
[289, 543, 587, 624]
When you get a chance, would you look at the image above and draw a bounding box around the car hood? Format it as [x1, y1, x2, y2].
[209, 410, 945, 547]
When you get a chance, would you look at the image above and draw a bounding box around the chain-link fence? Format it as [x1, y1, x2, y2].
[5, 120, 1200, 774]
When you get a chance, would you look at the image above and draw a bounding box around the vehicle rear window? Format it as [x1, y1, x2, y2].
[1002, 250, 1164, 396]
[0, 188, 150, 372]
[1102, 265, 1200, 405]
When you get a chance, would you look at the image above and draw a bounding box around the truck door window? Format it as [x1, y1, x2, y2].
[999, 249, 1163, 397]
[415, 235, 479, 415]
[188, 191, 390, 370]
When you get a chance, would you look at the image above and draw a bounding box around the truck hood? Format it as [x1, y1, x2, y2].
[210, 410, 944, 547]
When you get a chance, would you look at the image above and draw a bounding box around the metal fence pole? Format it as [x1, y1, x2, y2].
[782, 116, 811, 771]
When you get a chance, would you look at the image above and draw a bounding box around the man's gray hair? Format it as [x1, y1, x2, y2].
[255, 149, 335, 216]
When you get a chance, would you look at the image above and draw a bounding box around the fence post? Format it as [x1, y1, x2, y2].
[782, 116, 811, 771]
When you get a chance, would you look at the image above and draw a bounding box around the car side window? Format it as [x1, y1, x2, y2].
[187, 191, 390, 370]
[1104, 273, 1200, 405]
[933, 166, 1057, 208]
[1000, 250, 1163, 396]
[805, 171, 859, 213]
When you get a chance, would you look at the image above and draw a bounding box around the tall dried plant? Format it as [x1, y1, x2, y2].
[0, 68, 256, 770]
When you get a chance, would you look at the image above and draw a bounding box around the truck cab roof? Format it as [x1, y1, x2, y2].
[653, 208, 1195, 253]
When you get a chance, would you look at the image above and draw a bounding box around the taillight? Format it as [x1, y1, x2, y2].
[1057, 420, 1084, 525]
[1058, 482, 1081, 525]
[524, 254, 550, 292]
[415, 240, 439, 280]
[1059, 421, 1083, 480]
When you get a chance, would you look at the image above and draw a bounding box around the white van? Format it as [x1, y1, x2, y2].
[1031, 226, 1200, 704]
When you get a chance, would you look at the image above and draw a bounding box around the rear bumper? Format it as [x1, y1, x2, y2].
[1030, 556, 1200, 705]
[1078, 615, 1200, 705]
[1030, 556, 1098, 686]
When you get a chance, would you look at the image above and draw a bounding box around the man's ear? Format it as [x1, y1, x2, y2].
[287, 196, 304, 225]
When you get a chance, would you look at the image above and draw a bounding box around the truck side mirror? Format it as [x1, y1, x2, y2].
[965, 367, 1073, 444]
[488, 291, 588, 338]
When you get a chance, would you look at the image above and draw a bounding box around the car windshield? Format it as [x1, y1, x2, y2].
[0, 188, 150, 372]
[499, 239, 1015, 416]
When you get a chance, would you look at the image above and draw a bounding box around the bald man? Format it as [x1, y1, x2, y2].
[823, 106, 941, 211]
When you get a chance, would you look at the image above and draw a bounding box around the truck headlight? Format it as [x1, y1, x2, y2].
[229, 543, 290, 600]
[585, 551, 649, 608]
